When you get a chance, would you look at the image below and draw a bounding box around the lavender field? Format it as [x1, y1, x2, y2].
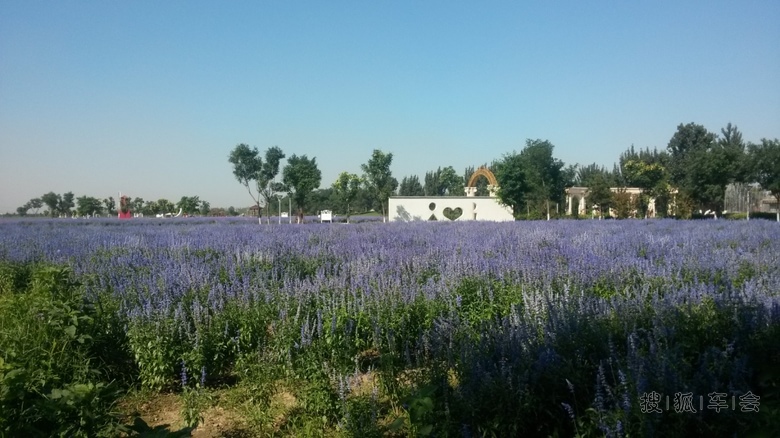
[1, 217, 779, 437]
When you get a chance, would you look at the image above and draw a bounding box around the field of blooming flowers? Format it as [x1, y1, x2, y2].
[1, 217, 779, 437]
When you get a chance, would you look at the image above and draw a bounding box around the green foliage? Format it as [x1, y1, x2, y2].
[59, 192, 75, 217]
[156, 198, 175, 215]
[102, 196, 115, 216]
[398, 174, 425, 196]
[0, 264, 125, 437]
[519, 139, 567, 213]
[180, 386, 205, 428]
[495, 152, 528, 217]
[423, 166, 463, 196]
[41, 192, 61, 217]
[0, 262, 34, 295]
[3, 217, 780, 436]
[496, 139, 567, 219]
[283, 154, 322, 222]
[611, 188, 635, 219]
[76, 195, 104, 217]
[749, 138, 780, 222]
[257, 146, 287, 219]
[585, 172, 613, 218]
[332, 172, 363, 221]
[667, 122, 747, 215]
[176, 195, 201, 216]
[128, 417, 194, 437]
[128, 323, 180, 392]
[390, 384, 436, 436]
[228, 143, 264, 212]
[575, 162, 618, 187]
[361, 149, 398, 219]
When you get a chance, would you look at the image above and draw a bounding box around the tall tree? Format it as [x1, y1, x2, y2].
[332, 172, 362, 223]
[59, 192, 75, 217]
[611, 188, 636, 219]
[422, 166, 465, 196]
[257, 146, 286, 224]
[76, 196, 103, 217]
[439, 166, 463, 196]
[177, 196, 201, 216]
[668, 122, 747, 217]
[157, 199, 175, 215]
[574, 163, 614, 187]
[199, 201, 211, 217]
[28, 198, 43, 215]
[518, 139, 566, 220]
[283, 154, 322, 223]
[41, 192, 61, 217]
[718, 123, 748, 184]
[423, 170, 440, 196]
[228, 143, 263, 223]
[494, 152, 528, 218]
[398, 175, 425, 196]
[586, 173, 613, 219]
[749, 138, 780, 222]
[618, 146, 671, 217]
[361, 150, 398, 221]
[102, 197, 116, 216]
[130, 198, 144, 215]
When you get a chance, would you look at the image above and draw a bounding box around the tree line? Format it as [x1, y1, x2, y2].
[229, 145, 400, 223]
[230, 122, 779, 222]
[14, 192, 226, 218]
[566, 123, 779, 220]
[16, 121, 777, 221]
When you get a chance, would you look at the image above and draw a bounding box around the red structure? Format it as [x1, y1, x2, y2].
[118, 195, 132, 219]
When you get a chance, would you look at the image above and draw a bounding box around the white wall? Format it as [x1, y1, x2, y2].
[388, 197, 514, 222]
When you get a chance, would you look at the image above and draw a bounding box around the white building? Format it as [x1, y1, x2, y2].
[388, 167, 514, 222]
[565, 187, 678, 218]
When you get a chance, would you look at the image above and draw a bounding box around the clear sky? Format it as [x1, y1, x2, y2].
[1, 1, 778, 213]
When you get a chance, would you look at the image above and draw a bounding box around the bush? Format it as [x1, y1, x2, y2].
[0, 264, 125, 437]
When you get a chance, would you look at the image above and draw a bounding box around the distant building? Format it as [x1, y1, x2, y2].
[564, 187, 678, 218]
[760, 194, 779, 213]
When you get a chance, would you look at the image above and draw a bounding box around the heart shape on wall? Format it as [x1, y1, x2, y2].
[443, 207, 463, 221]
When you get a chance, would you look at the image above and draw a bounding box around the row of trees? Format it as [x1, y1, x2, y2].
[229, 122, 779, 222]
[229, 145, 399, 223]
[16, 193, 216, 218]
[569, 123, 780, 220]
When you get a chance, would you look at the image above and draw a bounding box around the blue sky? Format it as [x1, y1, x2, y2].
[1, 1, 778, 213]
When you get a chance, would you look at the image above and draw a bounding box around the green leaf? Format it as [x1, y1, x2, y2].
[389, 417, 406, 431]
[418, 424, 433, 436]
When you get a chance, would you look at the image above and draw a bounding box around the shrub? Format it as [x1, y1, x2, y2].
[0, 264, 125, 437]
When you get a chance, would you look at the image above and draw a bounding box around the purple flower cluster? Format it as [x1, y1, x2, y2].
[1, 217, 778, 434]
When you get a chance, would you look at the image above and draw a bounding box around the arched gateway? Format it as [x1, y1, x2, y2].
[464, 166, 498, 197]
